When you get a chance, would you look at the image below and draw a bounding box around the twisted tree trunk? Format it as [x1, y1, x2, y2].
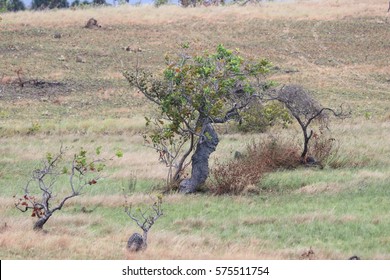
[127, 232, 146, 252]
[33, 213, 52, 231]
[179, 123, 219, 194]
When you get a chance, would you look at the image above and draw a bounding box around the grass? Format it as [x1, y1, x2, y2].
[2, 183, 390, 259]
[1, 1, 390, 259]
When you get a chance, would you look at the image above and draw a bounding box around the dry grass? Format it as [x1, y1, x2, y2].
[0, 215, 292, 260]
[209, 136, 301, 195]
[1, 1, 388, 29]
[290, 213, 358, 224]
[2, 1, 390, 126]
[2, 189, 390, 259]
[294, 182, 345, 194]
[68, 193, 186, 208]
[2, 1, 390, 260]
[125, 231, 286, 260]
[0, 220, 125, 259]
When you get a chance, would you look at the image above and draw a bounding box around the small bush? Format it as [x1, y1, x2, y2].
[208, 136, 300, 195]
[238, 101, 292, 133]
[307, 129, 353, 168]
[309, 131, 336, 163]
[28, 122, 41, 135]
[154, 0, 169, 7]
[179, 0, 193, 7]
[315, 137, 364, 169]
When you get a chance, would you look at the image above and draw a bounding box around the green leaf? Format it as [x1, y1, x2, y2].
[115, 149, 124, 158]
[97, 163, 106, 172]
[46, 152, 53, 163]
[181, 42, 190, 49]
[95, 146, 102, 156]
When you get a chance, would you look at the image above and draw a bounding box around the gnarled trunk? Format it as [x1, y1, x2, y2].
[179, 123, 219, 194]
[33, 213, 51, 231]
[300, 128, 313, 162]
[127, 232, 146, 252]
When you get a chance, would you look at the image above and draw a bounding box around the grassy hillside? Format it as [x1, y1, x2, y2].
[1, 1, 390, 259]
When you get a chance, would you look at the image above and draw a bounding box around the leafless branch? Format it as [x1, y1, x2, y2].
[15, 146, 108, 230]
[269, 84, 350, 160]
[124, 194, 163, 249]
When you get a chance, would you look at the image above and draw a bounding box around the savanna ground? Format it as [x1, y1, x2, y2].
[1, 0, 390, 259]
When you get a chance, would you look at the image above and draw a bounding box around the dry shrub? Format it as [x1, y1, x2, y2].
[309, 130, 354, 168]
[309, 130, 338, 164]
[209, 136, 300, 195]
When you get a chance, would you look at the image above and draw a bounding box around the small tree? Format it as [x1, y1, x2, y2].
[125, 194, 163, 252]
[154, 0, 168, 7]
[92, 0, 106, 5]
[32, 0, 69, 9]
[14, 146, 113, 231]
[0, 0, 8, 11]
[272, 84, 350, 163]
[0, 0, 25, 12]
[124, 44, 272, 193]
[72, 0, 91, 6]
[237, 100, 292, 133]
[71, 0, 80, 6]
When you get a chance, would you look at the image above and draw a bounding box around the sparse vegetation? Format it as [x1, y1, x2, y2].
[124, 44, 272, 193]
[270, 84, 350, 163]
[209, 136, 300, 195]
[1, 1, 390, 259]
[237, 101, 292, 133]
[0, 0, 25, 12]
[14, 146, 109, 231]
[125, 194, 163, 252]
[32, 0, 69, 10]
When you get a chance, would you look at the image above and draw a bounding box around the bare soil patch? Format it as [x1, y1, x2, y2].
[0, 79, 74, 101]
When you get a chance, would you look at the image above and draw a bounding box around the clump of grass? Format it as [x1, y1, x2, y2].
[208, 136, 301, 195]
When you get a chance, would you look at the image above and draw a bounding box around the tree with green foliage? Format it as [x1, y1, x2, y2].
[93, 0, 106, 5]
[32, 0, 69, 9]
[237, 100, 292, 133]
[154, 0, 168, 7]
[0, 0, 7, 11]
[0, 0, 25, 12]
[71, 0, 91, 7]
[124, 44, 273, 193]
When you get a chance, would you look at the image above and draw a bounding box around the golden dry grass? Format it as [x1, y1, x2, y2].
[125, 232, 284, 260]
[68, 193, 186, 208]
[0, 215, 296, 259]
[1, 1, 390, 260]
[1, 0, 389, 29]
[294, 182, 345, 194]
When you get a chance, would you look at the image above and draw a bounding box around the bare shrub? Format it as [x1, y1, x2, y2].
[125, 194, 163, 252]
[268, 85, 350, 163]
[309, 130, 337, 165]
[209, 136, 300, 195]
[14, 146, 115, 231]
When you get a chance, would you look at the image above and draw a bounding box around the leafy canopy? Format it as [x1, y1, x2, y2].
[125, 44, 273, 147]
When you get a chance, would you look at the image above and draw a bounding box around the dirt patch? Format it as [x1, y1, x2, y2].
[173, 218, 210, 230]
[0, 79, 75, 101]
[240, 216, 277, 226]
[357, 170, 387, 180]
[294, 182, 344, 194]
[291, 213, 357, 224]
